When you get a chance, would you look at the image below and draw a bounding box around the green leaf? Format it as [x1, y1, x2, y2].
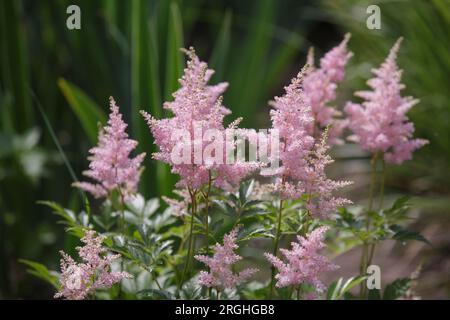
[239, 179, 255, 204]
[38, 200, 77, 224]
[390, 225, 431, 244]
[327, 276, 366, 300]
[213, 199, 236, 217]
[19, 259, 59, 289]
[58, 78, 106, 144]
[367, 288, 381, 300]
[383, 278, 411, 300]
[138, 289, 174, 300]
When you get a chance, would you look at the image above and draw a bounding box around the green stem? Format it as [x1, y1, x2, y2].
[269, 198, 284, 299]
[205, 171, 212, 255]
[366, 156, 386, 275]
[116, 186, 126, 299]
[360, 153, 378, 299]
[179, 188, 196, 293]
[378, 157, 385, 211]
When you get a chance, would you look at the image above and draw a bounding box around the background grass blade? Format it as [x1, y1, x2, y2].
[164, 1, 184, 103]
[210, 10, 232, 82]
[58, 78, 107, 144]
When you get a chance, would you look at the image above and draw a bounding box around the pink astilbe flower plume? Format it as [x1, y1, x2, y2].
[73, 97, 145, 198]
[344, 38, 428, 164]
[141, 47, 258, 191]
[194, 228, 258, 289]
[265, 226, 338, 294]
[55, 230, 131, 300]
[264, 66, 352, 217]
[304, 34, 353, 145]
[303, 129, 352, 218]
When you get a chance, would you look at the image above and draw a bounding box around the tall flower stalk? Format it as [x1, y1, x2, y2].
[345, 38, 428, 298]
[142, 48, 258, 292]
[265, 60, 351, 297]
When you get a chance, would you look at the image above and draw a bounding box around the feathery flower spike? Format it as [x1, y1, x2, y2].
[55, 230, 131, 300]
[303, 34, 353, 145]
[265, 226, 338, 294]
[141, 47, 258, 190]
[264, 66, 352, 217]
[73, 97, 145, 198]
[194, 228, 258, 289]
[344, 38, 428, 164]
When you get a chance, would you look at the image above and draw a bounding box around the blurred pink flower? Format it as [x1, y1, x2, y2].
[195, 228, 258, 289]
[304, 34, 353, 145]
[344, 38, 428, 164]
[265, 226, 338, 293]
[73, 97, 145, 198]
[55, 230, 131, 300]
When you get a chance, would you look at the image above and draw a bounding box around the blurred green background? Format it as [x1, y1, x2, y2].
[0, 0, 449, 299]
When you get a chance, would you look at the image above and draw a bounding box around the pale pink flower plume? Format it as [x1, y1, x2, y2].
[73, 97, 145, 198]
[304, 34, 353, 145]
[264, 67, 351, 217]
[302, 130, 352, 218]
[344, 38, 428, 164]
[55, 230, 131, 300]
[194, 228, 258, 289]
[141, 47, 258, 190]
[265, 226, 338, 293]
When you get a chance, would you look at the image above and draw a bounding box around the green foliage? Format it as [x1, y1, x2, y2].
[19, 260, 59, 289]
[333, 196, 429, 249]
[326, 276, 366, 300]
[58, 78, 107, 144]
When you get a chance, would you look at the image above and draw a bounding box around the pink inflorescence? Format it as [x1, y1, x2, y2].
[264, 67, 351, 218]
[141, 47, 258, 191]
[194, 228, 258, 289]
[303, 130, 352, 218]
[265, 226, 338, 294]
[55, 230, 131, 300]
[303, 34, 353, 145]
[344, 38, 428, 164]
[73, 97, 145, 198]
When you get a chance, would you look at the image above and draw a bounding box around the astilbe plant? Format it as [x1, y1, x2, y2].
[344, 38, 429, 299]
[263, 62, 352, 298]
[23, 36, 431, 301]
